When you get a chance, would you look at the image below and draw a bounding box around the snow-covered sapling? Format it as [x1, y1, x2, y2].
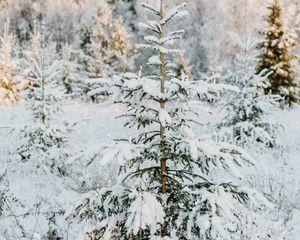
[219, 32, 281, 149]
[66, 1, 262, 239]
[17, 24, 70, 175]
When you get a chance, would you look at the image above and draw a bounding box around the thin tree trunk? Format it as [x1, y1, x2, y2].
[159, 1, 168, 236]
[159, 0, 167, 195]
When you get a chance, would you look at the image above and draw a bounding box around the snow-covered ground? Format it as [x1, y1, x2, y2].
[1, 103, 300, 239]
[0, 102, 125, 239]
[274, 107, 300, 239]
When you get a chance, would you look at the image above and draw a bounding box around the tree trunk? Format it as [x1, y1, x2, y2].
[159, 1, 168, 236]
[159, 0, 167, 195]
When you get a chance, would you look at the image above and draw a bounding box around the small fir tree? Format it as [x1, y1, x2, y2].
[66, 1, 266, 239]
[256, 0, 299, 105]
[16, 23, 70, 175]
[14, 24, 73, 238]
[219, 32, 281, 149]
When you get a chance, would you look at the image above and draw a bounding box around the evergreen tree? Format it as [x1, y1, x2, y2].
[13, 24, 74, 239]
[66, 1, 265, 239]
[219, 32, 281, 149]
[256, 0, 299, 105]
[16, 23, 70, 175]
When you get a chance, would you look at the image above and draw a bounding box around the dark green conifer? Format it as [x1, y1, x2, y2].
[257, 0, 299, 105]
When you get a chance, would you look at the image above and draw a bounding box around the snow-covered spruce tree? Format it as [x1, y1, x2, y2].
[218, 32, 281, 149]
[256, 0, 299, 105]
[16, 23, 69, 175]
[66, 1, 264, 240]
[13, 24, 74, 239]
[79, 2, 135, 100]
[0, 20, 24, 104]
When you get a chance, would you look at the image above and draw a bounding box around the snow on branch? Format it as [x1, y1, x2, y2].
[147, 55, 161, 66]
[139, 44, 180, 55]
[159, 109, 172, 127]
[139, 43, 159, 52]
[141, 3, 160, 16]
[159, 46, 180, 54]
[144, 31, 185, 46]
[144, 35, 160, 45]
[125, 191, 165, 235]
[138, 21, 161, 34]
[161, 30, 185, 44]
[160, 3, 188, 26]
[45, 60, 63, 82]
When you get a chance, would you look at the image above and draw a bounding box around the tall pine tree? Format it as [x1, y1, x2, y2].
[256, 0, 299, 105]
